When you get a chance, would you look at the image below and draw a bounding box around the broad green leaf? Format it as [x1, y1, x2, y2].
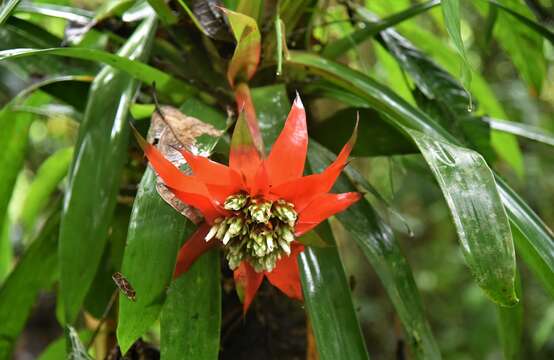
[287, 52, 529, 306]
[0, 47, 194, 102]
[118, 98, 226, 353]
[116, 168, 192, 353]
[440, 0, 471, 92]
[322, 0, 440, 59]
[146, 0, 178, 24]
[59, 17, 157, 325]
[0, 211, 60, 359]
[0, 0, 20, 25]
[486, 118, 554, 147]
[496, 270, 523, 359]
[224, 8, 261, 86]
[308, 141, 440, 359]
[38, 331, 92, 360]
[250, 83, 290, 152]
[407, 129, 517, 306]
[160, 250, 221, 360]
[19, 147, 74, 231]
[311, 108, 417, 156]
[299, 222, 369, 360]
[0, 92, 49, 251]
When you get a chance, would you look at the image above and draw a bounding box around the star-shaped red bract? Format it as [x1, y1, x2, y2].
[137, 95, 360, 312]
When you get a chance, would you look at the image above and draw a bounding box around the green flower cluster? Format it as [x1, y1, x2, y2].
[206, 193, 297, 272]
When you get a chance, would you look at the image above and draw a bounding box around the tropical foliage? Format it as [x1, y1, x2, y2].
[0, 0, 553, 359]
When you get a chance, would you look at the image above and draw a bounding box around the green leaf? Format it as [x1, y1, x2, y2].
[297, 230, 329, 248]
[0, 92, 49, 252]
[0, 47, 194, 102]
[15, 2, 93, 24]
[309, 141, 440, 359]
[59, 17, 157, 325]
[160, 250, 221, 360]
[321, 0, 440, 59]
[0, 217, 11, 282]
[287, 52, 534, 306]
[118, 98, 226, 353]
[407, 129, 517, 306]
[0, 0, 21, 25]
[440, 0, 472, 92]
[485, 118, 554, 147]
[487, 0, 554, 44]
[224, 8, 261, 86]
[0, 211, 60, 359]
[19, 147, 74, 231]
[146, 0, 178, 24]
[496, 270, 523, 359]
[299, 222, 369, 360]
[473, 0, 546, 93]
[381, 24, 524, 177]
[116, 168, 192, 353]
[497, 178, 554, 298]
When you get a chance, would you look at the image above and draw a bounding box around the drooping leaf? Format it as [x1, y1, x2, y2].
[18, 147, 74, 231]
[308, 141, 440, 359]
[299, 222, 370, 360]
[0, 211, 60, 359]
[287, 52, 533, 306]
[407, 129, 517, 306]
[59, 17, 157, 325]
[160, 250, 221, 360]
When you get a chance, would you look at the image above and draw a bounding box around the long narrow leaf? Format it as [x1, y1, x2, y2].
[485, 118, 554, 147]
[309, 141, 441, 359]
[59, 17, 157, 324]
[0, 0, 20, 25]
[299, 222, 370, 360]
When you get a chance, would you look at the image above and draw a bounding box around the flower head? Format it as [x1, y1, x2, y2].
[136, 94, 360, 312]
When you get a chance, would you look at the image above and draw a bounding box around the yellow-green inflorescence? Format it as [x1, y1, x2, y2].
[205, 193, 298, 272]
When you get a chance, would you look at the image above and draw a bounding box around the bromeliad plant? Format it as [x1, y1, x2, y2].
[0, 0, 553, 359]
[135, 95, 360, 311]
